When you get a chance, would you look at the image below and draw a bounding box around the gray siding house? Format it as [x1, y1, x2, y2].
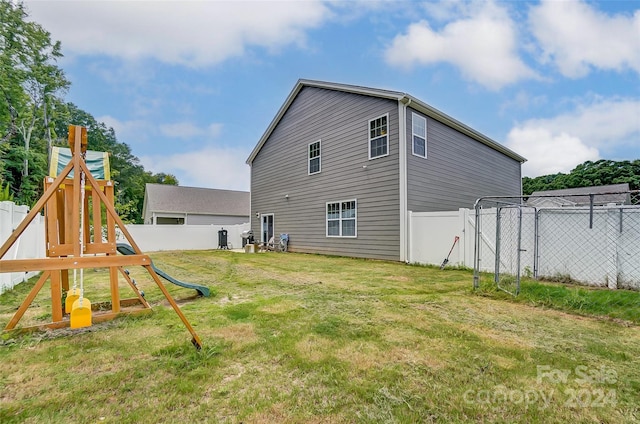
[142, 184, 250, 225]
[246, 80, 526, 261]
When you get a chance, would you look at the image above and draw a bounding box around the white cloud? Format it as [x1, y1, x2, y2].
[421, 0, 467, 23]
[529, 0, 640, 77]
[98, 115, 152, 142]
[207, 123, 224, 138]
[499, 90, 547, 115]
[158, 122, 223, 139]
[506, 98, 640, 177]
[384, 1, 536, 90]
[140, 147, 250, 191]
[25, 0, 331, 67]
[95, 116, 239, 188]
[507, 127, 600, 177]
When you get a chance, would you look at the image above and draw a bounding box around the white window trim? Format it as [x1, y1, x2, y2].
[368, 113, 389, 160]
[308, 139, 321, 175]
[326, 199, 357, 238]
[411, 112, 427, 159]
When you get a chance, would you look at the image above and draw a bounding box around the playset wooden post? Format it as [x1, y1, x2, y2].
[0, 125, 203, 349]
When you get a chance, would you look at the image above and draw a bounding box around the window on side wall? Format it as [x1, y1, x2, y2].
[412, 113, 427, 158]
[309, 140, 321, 175]
[369, 114, 388, 159]
[326, 200, 357, 237]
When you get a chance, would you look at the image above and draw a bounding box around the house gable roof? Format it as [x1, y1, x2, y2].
[143, 184, 250, 217]
[246, 79, 527, 164]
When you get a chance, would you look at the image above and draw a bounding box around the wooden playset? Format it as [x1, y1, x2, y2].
[0, 125, 203, 349]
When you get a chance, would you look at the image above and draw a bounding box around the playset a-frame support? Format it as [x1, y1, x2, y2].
[0, 125, 202, 349]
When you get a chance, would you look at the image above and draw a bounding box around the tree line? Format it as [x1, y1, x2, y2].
[0, 1, 177, 223]
[523, 159, 640, 195]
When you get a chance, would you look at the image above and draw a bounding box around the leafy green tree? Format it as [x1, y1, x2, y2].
[523, 160, 640, 195]
[1, 1, 179, 220]
[0, 179, 13, 201]
[0, 0, 69, 203]
[0, 0, 29, 144]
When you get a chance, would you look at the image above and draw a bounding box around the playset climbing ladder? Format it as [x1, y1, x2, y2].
[0, 125, 203, 349]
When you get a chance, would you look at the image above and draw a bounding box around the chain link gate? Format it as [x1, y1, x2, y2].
[472, 200, 535, 296]
[473, 190, 640, 296]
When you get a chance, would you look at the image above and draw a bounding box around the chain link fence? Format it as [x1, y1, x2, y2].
[472, 190, 640, 295]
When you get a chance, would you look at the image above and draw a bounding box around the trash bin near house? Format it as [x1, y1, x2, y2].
[218, 229, 228, 249]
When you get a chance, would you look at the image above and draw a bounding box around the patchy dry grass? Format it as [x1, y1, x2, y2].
[1, 250, 639, 423]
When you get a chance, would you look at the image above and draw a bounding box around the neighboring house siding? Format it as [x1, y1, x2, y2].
[251, 86, 401, 260]
[143, 184, 250, 225]
[406, 109, 521, 212]
[186, 214, 249, 225]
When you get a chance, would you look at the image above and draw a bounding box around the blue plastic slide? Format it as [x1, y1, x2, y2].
[116, 243, 210, 297]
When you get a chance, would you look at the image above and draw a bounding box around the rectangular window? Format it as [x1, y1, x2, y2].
[308, 140, 321, 175]
[412, 113, 427, 158]
[369, 114, 388, 159]
[326, 200, 357, 237]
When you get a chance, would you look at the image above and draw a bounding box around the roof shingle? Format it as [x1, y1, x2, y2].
[144, 184, 250, 216]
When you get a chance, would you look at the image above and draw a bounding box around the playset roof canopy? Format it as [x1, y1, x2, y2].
[49, 146, 111, 180]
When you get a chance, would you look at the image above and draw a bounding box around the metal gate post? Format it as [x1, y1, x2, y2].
[494, 207, 502, 285]
[515, 205, 523, 295]
[473, 202, 481, 289]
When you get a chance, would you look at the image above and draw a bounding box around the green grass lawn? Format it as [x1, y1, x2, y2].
[1, 251, 639, 423]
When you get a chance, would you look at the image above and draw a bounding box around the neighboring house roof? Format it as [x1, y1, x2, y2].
[143, 184, 250, 217]
[529, 183, 631, 206]
[246, 79, 527, 164]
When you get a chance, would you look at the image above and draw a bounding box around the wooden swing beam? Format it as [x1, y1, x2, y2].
[0, 125, 202, 349]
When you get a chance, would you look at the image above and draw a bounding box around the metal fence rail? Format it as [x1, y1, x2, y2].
[473, 190, 640, 295]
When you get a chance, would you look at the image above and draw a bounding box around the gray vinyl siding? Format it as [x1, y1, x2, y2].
[406, 108, 522, 212]
[251, 87, 401, 260]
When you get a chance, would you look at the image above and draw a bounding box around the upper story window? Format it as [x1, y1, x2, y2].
[369, 114, 388, 159]
[327, 200, 357, 237]
[309, 140, 321, 175]
[412, 113, 427, 158]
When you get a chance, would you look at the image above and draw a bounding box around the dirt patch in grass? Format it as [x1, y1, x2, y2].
[211, 322, 259, 348]
[457, 323, 535, 350]
[334, 340, 446, 371]
[295, 334, 336, 362]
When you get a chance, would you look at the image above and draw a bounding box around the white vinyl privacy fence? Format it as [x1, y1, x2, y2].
[0, 199, 249, 293]
[408, 209, 474, 268]
[0, 201, 46, 292]
[121, 223, 250, 252]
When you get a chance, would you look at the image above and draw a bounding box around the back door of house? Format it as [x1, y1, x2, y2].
[261, 214, 274, 243]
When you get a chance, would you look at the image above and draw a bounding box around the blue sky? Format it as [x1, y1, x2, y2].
[25, 0, 640, 191]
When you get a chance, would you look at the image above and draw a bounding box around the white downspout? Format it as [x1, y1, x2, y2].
[398, 96, 410, 262]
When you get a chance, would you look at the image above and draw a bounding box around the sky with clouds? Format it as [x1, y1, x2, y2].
[24, 0, 640, 191]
